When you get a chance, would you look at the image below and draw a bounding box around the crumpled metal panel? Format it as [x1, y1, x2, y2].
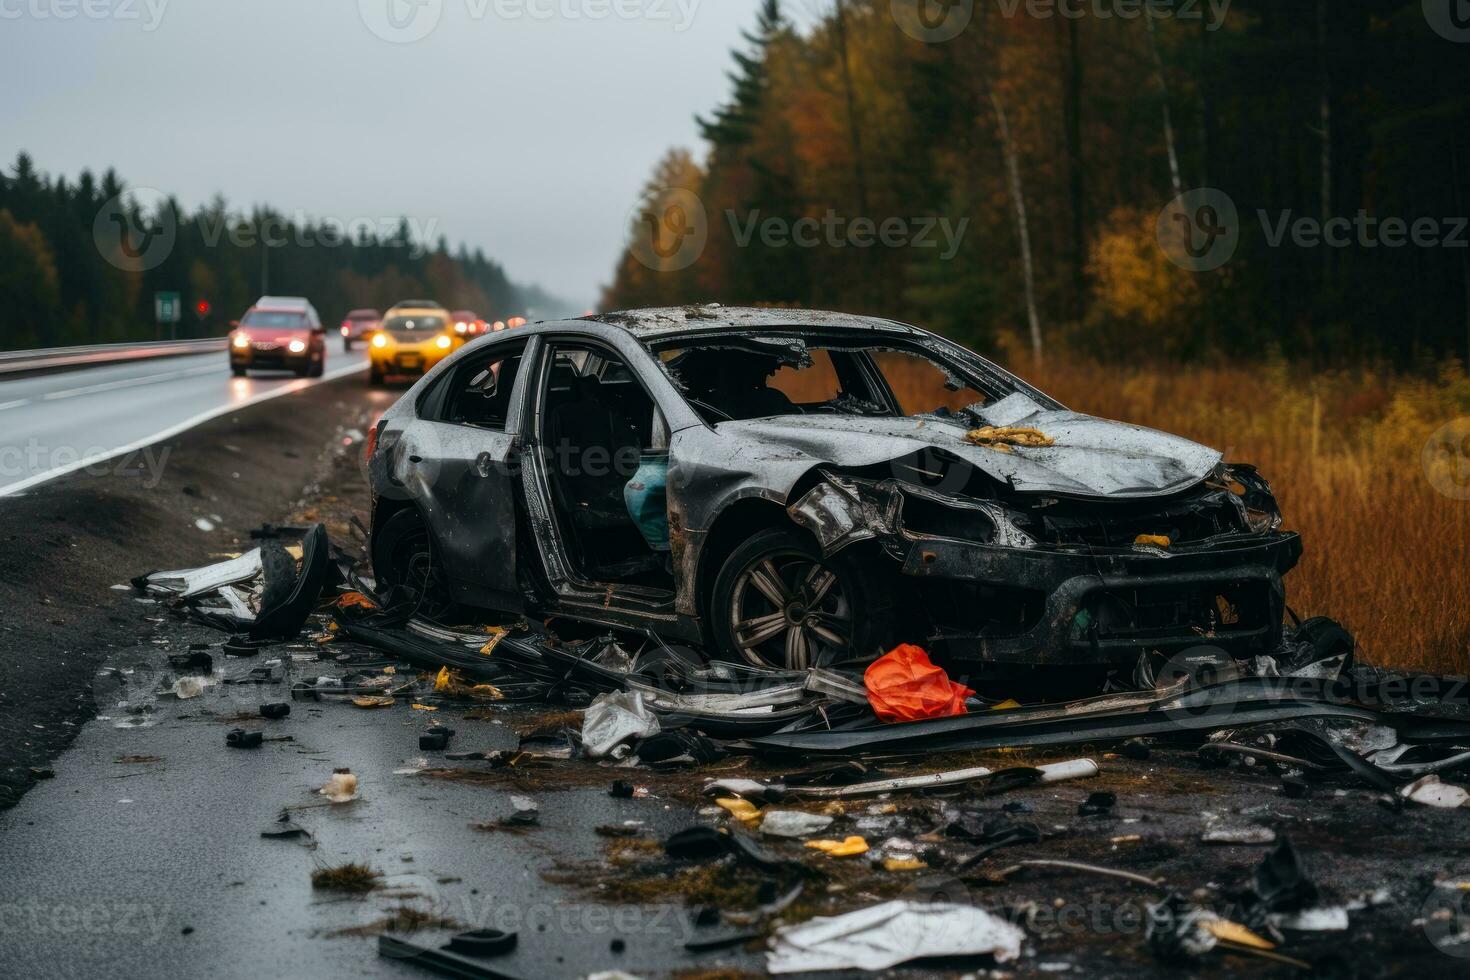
[713, 411, 1221, 499]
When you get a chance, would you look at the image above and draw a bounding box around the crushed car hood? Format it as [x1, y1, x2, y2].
[717, 409, 1222, 499]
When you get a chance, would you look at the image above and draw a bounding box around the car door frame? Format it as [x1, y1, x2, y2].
[392, 334, 541, 612]
[517, 329, 702, 634]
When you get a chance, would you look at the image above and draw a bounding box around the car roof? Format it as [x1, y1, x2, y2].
[255, 296, 313, 311]
[550, 305, 923, 342]
[347, 308, 380, 317]
[390, 300, 445, 310]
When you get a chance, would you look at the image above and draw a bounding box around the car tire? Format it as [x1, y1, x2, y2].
[343, 339, 353, 352]
[369, 364, 385, 386]
[371, 508, 454, 619]
[709, 526, 893, 671]
[309, 357, 324, 378]
[231, 366, 247, 378]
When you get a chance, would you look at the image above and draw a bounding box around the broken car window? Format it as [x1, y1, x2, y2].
[438, 341, 528, 430]
[871, 350, 988, 416]
[660, 339, 991, 423]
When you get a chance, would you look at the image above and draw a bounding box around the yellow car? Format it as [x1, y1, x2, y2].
[367, 301, 463, 385]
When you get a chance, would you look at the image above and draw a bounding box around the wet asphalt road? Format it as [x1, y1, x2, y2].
[0, 347, 369, 496]
[0, 618, 743, 980]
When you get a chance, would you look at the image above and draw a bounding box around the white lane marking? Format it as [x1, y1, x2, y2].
[40, 366, 202, 401]
[0, 360, 369, 497]
[0, 399, 28, 412]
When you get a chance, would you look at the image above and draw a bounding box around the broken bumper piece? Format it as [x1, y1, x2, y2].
[904, 532, 1302, 665]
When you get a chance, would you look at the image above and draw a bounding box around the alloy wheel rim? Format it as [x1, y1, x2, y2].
[729, 550, 852, 670]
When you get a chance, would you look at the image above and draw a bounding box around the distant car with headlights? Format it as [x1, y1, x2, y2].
[451, 310, 487, 340]
[340, 309, 381, 351]
[368, 301, 459, 386]
[229, 297, 326, 377]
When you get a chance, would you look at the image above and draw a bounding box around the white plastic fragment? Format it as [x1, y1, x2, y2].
[759, 811, 835, 838]
[1271, 907, 1350, 931]
[1201, 826, 1277, 845]
[1400, 774, 1470, 808]
[767, 900, 1024, 973]
[581, 691, 660, 759]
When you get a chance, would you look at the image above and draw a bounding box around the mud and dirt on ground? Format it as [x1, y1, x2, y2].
[0, 373, 395, 806]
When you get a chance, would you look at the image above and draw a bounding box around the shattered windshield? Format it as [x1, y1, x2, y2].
[658, 335, 995, 424]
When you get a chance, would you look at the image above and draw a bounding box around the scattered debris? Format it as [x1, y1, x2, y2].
[758, 811, 834, 838]
[582, 691, 660, 758]
[319, 769, 359, 804]
[1202, 826, 1277, 846]
[767, 900, 1024, 973]
[1399, 774, 1470, 808]
[311, 862, 381, 893]
[225, 729, 263, 749]
[863, 644, 974, 723]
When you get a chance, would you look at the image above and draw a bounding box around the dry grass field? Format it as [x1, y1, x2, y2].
[982, 358, 1470, 673]
[767, 350, 1470, 671]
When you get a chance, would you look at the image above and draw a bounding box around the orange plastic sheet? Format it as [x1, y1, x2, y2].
[863, 644, 975, 724]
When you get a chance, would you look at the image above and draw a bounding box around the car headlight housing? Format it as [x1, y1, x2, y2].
[372, 334, 389, 349]
[288, 340, 307, 354]
[435, 335, 452, 350]
[232, 334, 249, 349]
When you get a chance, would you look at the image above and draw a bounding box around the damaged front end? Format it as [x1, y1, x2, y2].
[789, 463, 1302, 667]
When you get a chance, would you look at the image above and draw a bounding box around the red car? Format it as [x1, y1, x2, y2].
[229, 297, 327, 377]
[451, 310, 487, 339]
[340, 308, 381, 351]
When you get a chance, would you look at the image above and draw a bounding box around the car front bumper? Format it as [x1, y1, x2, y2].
[900, 531, 1303, 666]
[231, 347, 312, 371]
[370, 342, 453, 376]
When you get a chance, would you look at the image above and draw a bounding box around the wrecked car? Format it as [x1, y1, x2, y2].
[365, 306, 1301, 673]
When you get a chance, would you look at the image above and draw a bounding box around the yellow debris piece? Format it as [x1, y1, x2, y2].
[882, 857, 927, 871]
[805, 836, 870, 857]
[1134, 534, 1173, 549]
[480, 626, 510, 656]
[716, 798, 762, 826]
[411, 703, 438, 712]
[352, 696, 396, 709]
[434, 667, 454, 692]
[1204, 919, 1276, 950]
[990, 699, 1022, 711]
[965, 426, 1055, 452]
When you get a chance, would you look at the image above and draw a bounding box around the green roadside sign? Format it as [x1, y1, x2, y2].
[155, 291, 182, 325]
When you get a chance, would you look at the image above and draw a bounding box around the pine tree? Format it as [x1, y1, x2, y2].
[696, 0, 784, 149]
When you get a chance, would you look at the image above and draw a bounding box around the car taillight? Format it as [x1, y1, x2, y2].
[340, 325, 350, 336]
[365, 424, 379, 464]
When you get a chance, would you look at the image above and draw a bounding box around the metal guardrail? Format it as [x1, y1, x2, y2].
[0, 338, 228, 376]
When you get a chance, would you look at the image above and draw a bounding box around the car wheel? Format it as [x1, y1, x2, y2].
[710, 526, 891, 671]
[371, 509, 454, 620]
[369, 364, 385, 386]
[309, 357, 324, 378]
[231, 366, 247, 378]
[343, 339, 353, 352]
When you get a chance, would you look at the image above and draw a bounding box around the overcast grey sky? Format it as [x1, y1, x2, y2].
[1, 0, 816, 309]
